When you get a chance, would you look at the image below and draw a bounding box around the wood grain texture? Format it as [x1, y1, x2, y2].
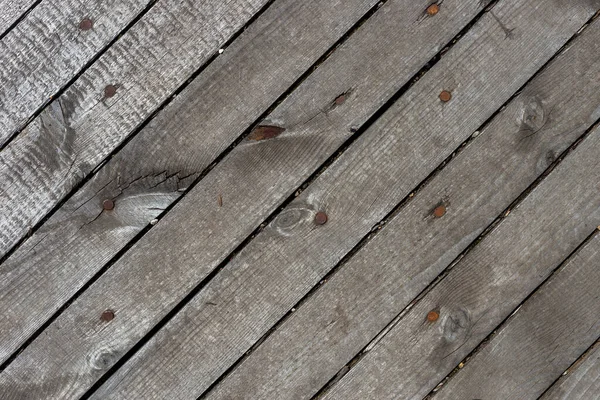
[542, 340, 600, 400]
[202, 14, 600, 400]
[202, 11, 600, 400]
[0, 0, 497, 398]
[0, 0, 156, 146]
[0, 0, 36, 37]
[0, 0, 270, 258]
[90, 2, 600, 400]
[0, 0, 379, 366]
[322, 121, 600, 399]
[431, 233, 600, 400]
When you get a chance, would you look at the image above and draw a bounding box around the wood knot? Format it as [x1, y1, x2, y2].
[271, 206, 312, 236]
[441, 307, 472, 343]
[248, 125, 285, 141]
[519, 96, 547, 137]
[89, 347, 118, 371]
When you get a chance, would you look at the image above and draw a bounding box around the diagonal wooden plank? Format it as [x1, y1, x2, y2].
[321, 118, 600, 399]
[0, 0, 381, 366]
[86, 2, 600, 399]
[541, 339, 600, 400]
[0, 0, 37, 37]
[431, 233, 600, 400]
[0, 0, 505, 397]
[0, 0, 158, 147]
[201, 11, 600, 400]
[0, 0, 272, 257]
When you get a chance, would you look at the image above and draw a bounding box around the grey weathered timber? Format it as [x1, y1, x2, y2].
[431, 234, 600, 400]
[0, 0, 501, 398]
[0, 0, 380, 366]
[542, 340, 600, 400]
[0, 0, 36, 37]
[0, 0, 270, 257]
[321, 126, 600, 399]
[0, 0, 156, 146]
[93, 1, 600, 399]
[204, 12, 600, 400]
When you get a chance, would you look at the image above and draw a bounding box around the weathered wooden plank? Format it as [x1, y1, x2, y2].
[0, 0, 271, 257]
[0, 0, 157, 147]
[0, 0, 36, 37]
[89, 2, 600, 400]
[0, 0, 380, 366]
[0, 0, 503, 397]
[321, 119, 600, 398]
[201, 12, 600, 400]
[541, 340, 600, 400]
[431, 233, 600, 400]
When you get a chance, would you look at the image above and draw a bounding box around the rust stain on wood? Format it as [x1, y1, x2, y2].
[247, 125, 286, 141]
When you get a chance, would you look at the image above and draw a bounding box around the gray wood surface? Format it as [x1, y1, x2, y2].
[0, 0, 380, 366]
[203, 10, 600, 400]
[542, 340, 600, 400]
[0, 0, 155, 146]
[431, 233, 600, 400]
[0, 0, 498, 398]
[89, 1, 599, 399]
[0, 0, 36, 37]
[0, 0, 270, 257]
[322, 117, 600, 399]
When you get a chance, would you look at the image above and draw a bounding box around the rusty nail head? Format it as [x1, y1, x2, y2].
[427, 310, 439, 322]
[104, 84, 117, 98]
[439, 90, 452, 102]
[433, 205, 446, 218]
[335, 94, 346, 106]
[101, 310, 115, 321]
[314, 211, 328, 225]
[102, 199, 114, 210]
[426, 4, 439, 15]
[79, 17, 93, 31]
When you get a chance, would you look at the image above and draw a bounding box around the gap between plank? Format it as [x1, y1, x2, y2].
[423, 229, 600, 399]
[0, 0, 42, 40]
[0, 0, 280, 265]
[315, 113, 600, 398]
[0, 0, 392, 375]
[190, 11, 600, 400]
[535, 336, 600, 400]
[310, 52, 600, 399]
[0, 0, 162, 151]
[70, 2, 505, 397]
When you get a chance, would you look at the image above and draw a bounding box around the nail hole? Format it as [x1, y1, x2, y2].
[102, 199, 114, 211]
[104, 85, 118, 98]
[433, 205, 446, 218]
[439, 90, 452, 102]
[314, 211, 328, 225]
[427, 310, 439, 322]
[426, 4, 439, 16]
[79, 18, 93, 31]
[101, 310, 115, 322]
